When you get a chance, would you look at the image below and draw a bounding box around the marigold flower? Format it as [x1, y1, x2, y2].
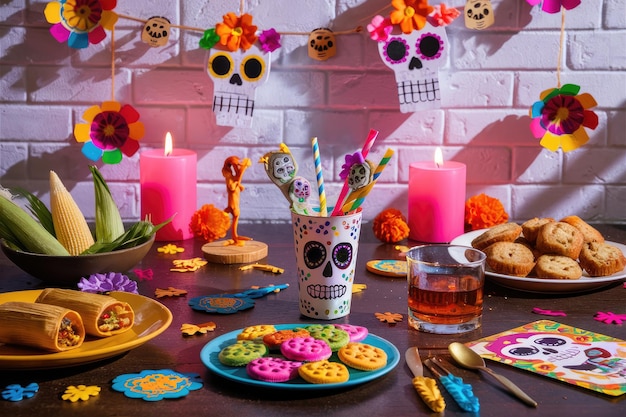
[373, 208, 410, 243]
[390, 0, 434, 33]
[215, 12, 258, 52]
[464, 193, 508, 231]
[189, 204, 231, 242]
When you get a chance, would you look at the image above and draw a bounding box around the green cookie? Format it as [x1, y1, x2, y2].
[218, 340, 268, 366]
[302, 325, 350, 351]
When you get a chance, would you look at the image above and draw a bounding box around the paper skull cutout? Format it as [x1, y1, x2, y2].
[207, 43, 271, 127]
[269, 151, 297, 185]
[308, 28, 336, 61]
[464, 0, 495, 30]
[347, 161, 372, 190]
[142, 16, 171, 47]
[289, 176, 311, 202]
[377, 23, 449, 113]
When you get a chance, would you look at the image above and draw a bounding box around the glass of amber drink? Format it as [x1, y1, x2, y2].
[407, 245, 486, 334]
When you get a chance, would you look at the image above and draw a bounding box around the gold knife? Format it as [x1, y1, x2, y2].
[405, 347, 446, 412]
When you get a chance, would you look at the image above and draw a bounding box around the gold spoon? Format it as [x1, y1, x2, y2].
[448, 342, 538, 407]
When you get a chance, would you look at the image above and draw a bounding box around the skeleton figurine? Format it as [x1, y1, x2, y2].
[141, 16, 171, 47]
[288, 176, 313, 215]
[308, 28, 337, 61]
[260, 143, 310, 210]
[222, 156, 252, 246]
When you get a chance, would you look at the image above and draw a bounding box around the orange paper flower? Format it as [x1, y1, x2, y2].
[189, 204, 231, 242]
[464, 193, 508, 231]
[373, 208, 410, 243]
[215, 12, 258, 51]
[390, 0, 434, 33]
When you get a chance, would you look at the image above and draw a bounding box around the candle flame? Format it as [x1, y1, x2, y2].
[434, 147, 443, 168]
[164, 132, 173, 156]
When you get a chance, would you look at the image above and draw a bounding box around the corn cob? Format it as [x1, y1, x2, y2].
[89, 165, 124, 244]
[49, 171, 95, 255]
[0, 189, 69, 255]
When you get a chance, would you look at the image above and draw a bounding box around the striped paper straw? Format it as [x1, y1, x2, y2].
[311, 136, 327, 216]
[341, 148, 394, 214]
[331, 129, 379, 216]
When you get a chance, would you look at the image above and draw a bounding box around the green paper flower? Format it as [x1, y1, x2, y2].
[199, 28, 219, 50]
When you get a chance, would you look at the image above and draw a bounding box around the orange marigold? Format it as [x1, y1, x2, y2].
[215, 12, 258, 52]
[373, 208, 410, 243]
[464, 193, 508, 231]
[189, 204, 231, 242]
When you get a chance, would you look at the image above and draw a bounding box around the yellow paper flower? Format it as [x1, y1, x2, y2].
[61, 385, 101, 402]
[390, 0, 434, 33]
[157, 244, 185, 254]
[215, 12, 258, 51]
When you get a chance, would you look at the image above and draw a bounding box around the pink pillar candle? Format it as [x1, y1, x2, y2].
[408, 159, 466, 243]
[140, 147, 197, 241]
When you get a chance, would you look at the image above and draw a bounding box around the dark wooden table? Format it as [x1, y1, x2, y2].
[1, 224, 626, 416]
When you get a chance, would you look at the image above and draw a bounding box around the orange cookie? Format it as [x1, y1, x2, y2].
[262, 329, 310, 350]
[237, 324, 277, 341]
[536, 222, 584, 260]
[521, 217, 554, 244]
[483, 241, 535, 277]
[579, 242, 626, 277]
[338, 342, 387, 371]
[298, 360, 350, 384]
[533, 254, 582, 280]
[560, 215, 605, 243]
[471, 223, 522, 251]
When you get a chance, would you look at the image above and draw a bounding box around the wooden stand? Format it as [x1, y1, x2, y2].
[202, 240, 268, 264]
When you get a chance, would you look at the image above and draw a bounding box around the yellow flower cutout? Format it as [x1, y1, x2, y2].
[155, 287, 188, 298]
[181, 322, 217, 336]
[375, 312, 404, 323]
[170, 257, 207, 272]
[62, 385, 101, 402]
[352, 283, 368, 293]
[158, 244, 185, 254]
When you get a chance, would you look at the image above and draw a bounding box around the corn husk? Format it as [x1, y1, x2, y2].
[35, 288, 134, 337]
[0, 301, 85, 352]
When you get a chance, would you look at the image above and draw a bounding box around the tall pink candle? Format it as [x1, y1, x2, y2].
[140, 133, 197, 241]
[408, 149, 466, 243]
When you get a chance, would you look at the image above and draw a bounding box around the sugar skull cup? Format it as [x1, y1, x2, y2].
[291, 209, 362, 320]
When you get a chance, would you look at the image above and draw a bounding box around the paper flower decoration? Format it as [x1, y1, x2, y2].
[594, 311, 626, 325]
[111, 369, 202, 401]
[464, 193, 509, 231]
[390, 0, 435, 33]
[375, 311, 403, 323]
[339, 151, 366, 180]
[215, 12, 258, 52]
[180, 322, 216, 336]
[525, 0, 581, 14]
[529, 84, 599, 152]
[199, 28, 220, 50]
[188, 294, 256, 314]
[367, 15, 393, 41]
[133, 268, 154, 281]
[62, 385, 101, 402]
[78, 272, 138, 294]
[2, 383, 38, 401]
[44, 0, 118, 49]
[429, 3, 460, 26]
[259, 28, 281, 53]
[157, 244, 184, 254]
[74, 101, 145, 164]
[154, 287, 188, 298]
[189, 204, 231, 242]
[532, 307, 567, 317]
[170, 257, 207, 272]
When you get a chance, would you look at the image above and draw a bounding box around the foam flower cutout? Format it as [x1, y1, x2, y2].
[199, 28, 219, 50]
[111, 369, 202, 401]
[594, 311, 626, 325]
[62, 385, 101, 402]
[74, 101, 145, 164]
[367, 15, 393, 41]
[464, 193, 508, 231]
[532, 307, 567, 317]
[170, 257, 207, 272]
[530, 84, 598, 152]
[188, 294, 256, 314]
[2, 383, 39, 401]
[78, 272, 138, 294]
[155, 287, 188, 298]
[44, 0, 118, 49]
[239, 264, 285, 274]
[259, 28, 281, 52]
[352, 283, 367, 293]
[525, 0, 581, 14]
[429, 3, 460, 26]
[375, 311, 403, 323]
[133, 268, 154, 281]
[215, 12, 257, 52]
[390, 0, 434, 33]
[157, 244, 184, 254]
[339, 151, 366, 180]
[180, 322, 216, 336]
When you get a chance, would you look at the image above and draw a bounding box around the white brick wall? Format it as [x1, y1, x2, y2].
[1, 0, 625, 226]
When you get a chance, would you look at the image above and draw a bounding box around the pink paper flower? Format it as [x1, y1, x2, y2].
[594, 311, 626, 325]
[525, 0, 582, 14]
[339, 151, 366, 179]
[367, 15, 393, 41]
[259, 28, 281, 52]
[429, 3, 460, 27]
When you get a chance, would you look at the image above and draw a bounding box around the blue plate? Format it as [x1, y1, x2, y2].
[200, 323, 400, 390]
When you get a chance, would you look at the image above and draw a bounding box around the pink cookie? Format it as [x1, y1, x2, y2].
[334, 324, 368, 342]
[280, 336, 332, 362]
[246, 357, 303, 382]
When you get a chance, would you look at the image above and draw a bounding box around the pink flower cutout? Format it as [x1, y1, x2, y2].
[339, 151, 366, 179]
[594, 311, 626, 325]
[367, 15, 393, 42]
[429, 3, 460, 27]
[133, 268, 154, 281]
[532, 307, 567, 317]
[259, 28, 281, 53]
[525, 0, 582, 14]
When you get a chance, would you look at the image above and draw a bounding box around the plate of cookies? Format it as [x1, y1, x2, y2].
[200, 323, 400, 390]
[451, 216, 626, 293]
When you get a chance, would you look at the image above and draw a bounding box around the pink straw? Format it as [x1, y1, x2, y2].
[331, 129, 379, 216]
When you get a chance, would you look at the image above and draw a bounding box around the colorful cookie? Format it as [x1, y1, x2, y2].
[237, 324, 277, 341]
[302, 324, 350, 351]
[218, 340, 268, 366]
[366, 259, 407, 277]
[333, 324, 368, 342]
[298, 360, 350, 384]
[246, 357, 303, 382]
[338, 342, 387, 371]
[280, 336, 332, 362]
[262, 328, 310, 350]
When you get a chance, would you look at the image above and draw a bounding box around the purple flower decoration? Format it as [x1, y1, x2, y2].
[259, 28, 281, 53]
[2, 383, 39, 401]
[78, 272, 138, 294]
[594, 311, 626, 325]
[339, 151, 366, 180]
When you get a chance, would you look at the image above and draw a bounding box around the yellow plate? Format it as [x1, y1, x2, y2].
[0, 290, 172, 370]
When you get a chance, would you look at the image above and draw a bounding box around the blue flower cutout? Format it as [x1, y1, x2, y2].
[230, 284, 289, 299]
[2, 383, 39, 401]
[112, 369, 202, 401]
[188, 295, 255, 314]
[78, 272, 138, 294]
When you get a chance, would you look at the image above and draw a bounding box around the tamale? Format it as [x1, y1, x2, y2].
[0, 301, 85, 352]
[36, 288, 135, 337]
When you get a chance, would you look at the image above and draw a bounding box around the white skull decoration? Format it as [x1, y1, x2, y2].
[207, 43, 271, 127]
[377, 23, 449, 113]
[347, 161, 372, 190]
[464, 0, 495, 30]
